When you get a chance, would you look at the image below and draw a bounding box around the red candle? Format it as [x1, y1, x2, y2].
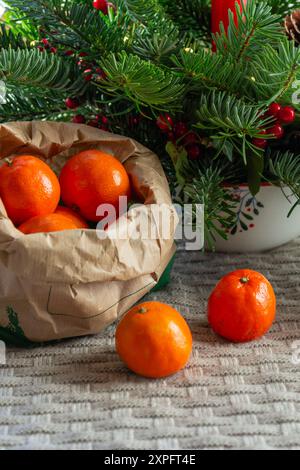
[211, 0, 247, 36]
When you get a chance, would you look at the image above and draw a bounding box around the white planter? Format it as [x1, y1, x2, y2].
[213, 184, 300, 253]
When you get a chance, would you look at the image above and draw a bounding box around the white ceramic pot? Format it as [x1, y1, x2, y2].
[213, 184, 300, 252]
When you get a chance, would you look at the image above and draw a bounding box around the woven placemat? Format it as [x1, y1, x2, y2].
[1, 241, 300, 450]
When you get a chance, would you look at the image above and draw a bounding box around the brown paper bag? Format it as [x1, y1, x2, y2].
[0, 121, 177, 342]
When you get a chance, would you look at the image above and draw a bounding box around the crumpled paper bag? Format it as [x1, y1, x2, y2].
[0, 121, 177, 343]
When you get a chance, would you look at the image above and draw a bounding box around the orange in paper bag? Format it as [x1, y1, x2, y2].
[18, 213, 87, 234]
[59, 149, 131, 222]
[55, 206, 89, 229]
[0, 155, 60, 225]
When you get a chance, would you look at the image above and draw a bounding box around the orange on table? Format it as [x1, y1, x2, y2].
[18, 213, 87, 235]
[208, 269, 276, 343]
[59, 149, 131, 222]
[0, 155, 60, 225]
[55, 206, 89, 229]
[116, 301, 193, 378]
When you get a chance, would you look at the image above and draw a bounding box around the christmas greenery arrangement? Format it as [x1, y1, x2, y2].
[0, 0, 300, 246]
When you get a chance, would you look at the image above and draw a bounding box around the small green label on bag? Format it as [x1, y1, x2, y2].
[0, 306, 33, 347]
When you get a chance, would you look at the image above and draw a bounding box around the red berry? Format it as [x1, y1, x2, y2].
[167, 132, 176, 143]
[41, 38, 49, 46]
[37, 46, 45, 52]
[184, 132, 198, 146]
[72, 114, 86, 124]
[87, 119, 99, 127]
[187, 145, 202, 160]
[79, 52, 88, 58]
[50, 47, 57, 54]
[93, 0, 108, 14]
[269, 123, 284, 140]
[84, 69, 93, 81]
[156, 114, 174, 132]
[174, 122, 188, 138]
[267, 103, 281, 118]
[96, 68, 107, 80]
[278, 106, 296, 124]
[77, 60, 89, 69]
[101, 116, 109, 125]
[65, 98, 79, 110]
[252, 138, 268, 149]
[65, 50, 74, 56]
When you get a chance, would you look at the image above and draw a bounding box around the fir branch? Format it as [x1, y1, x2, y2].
[172, 49, 245, 97]
[0, 89, 70, 121]
[269, 150, 300, 215]
[195, 91, 265, 162]
[5, 0, 125, 53]
[165, 141, 238, 249]
[184, 165, 238, 250]
[214, 1, 281, 62]
[160, 0, 211, 42]
[131, 20, 181, 65]
[2, 9, 39, 41]
[96, 52, 185, 111]
[0, 48, 85, 92]
[250, 39, 300, 104]
[266, 0, 300, 17]
[115, 0, 163, 24]
[0, 23, 30, 49]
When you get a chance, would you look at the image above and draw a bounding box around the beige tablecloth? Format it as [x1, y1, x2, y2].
[1, 241, 300, 450]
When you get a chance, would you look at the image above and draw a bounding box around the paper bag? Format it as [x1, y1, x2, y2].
[0, 121, 177, 343]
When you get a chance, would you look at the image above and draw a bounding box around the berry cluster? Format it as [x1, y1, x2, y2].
[37, 38, 57, 54]
[156, 113, 203, 160]
[65, 93, 110, 130]
[76, 52, 107, 82]
[252, 103, 296, 150]
[37, 37, 107, 86]
[71, 112, 110, 131]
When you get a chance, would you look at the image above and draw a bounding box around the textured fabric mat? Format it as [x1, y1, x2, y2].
[1, 241, 300, 450]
